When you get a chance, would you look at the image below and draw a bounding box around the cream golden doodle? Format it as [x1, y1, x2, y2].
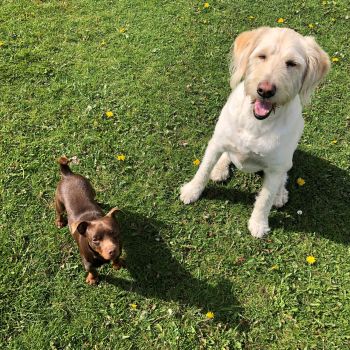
[180, 27, 330, 238]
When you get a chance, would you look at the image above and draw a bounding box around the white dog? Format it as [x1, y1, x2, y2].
[180, 27, 330, 238]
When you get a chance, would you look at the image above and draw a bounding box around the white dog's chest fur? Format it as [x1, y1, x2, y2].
[226, 126, 282, 172]
[213, 83, 304, 172]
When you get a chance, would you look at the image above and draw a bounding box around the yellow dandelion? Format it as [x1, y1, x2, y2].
[308, 23, 314, 29]
[117, 154, 126, 161]
[130, 303, 137, 310]
[193, 159, 200, 166]
[306, 255, 316, 265]
[271, 264, 279, 270]
[206, 311, 214, 319]
[331, 57, 339, 63]
[119, 27, 126, 33]
[296, 177, 305, 186]
[0, 41, 4, 47]
[105, 111, 114, 118]
[331, 139, 338, 144]
[277, 18, 285, 23]
[100, 40, 107, 47]
[203, 2, 210, 9]
[248, 16, 255, 20]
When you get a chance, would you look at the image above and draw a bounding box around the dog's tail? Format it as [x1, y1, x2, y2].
[58, 156, 73, 176]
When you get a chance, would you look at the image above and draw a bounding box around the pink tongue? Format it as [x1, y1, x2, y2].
[254, 100, 273, 117]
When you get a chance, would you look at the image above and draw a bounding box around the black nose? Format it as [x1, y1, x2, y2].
[257, 81, 276, 98]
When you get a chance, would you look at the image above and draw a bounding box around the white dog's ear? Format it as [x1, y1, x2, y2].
[299, 36, 330, 106]
[230, 27, 268, 89]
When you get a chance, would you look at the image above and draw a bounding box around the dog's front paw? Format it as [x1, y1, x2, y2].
[86, 273, 99, 285]
[112, 257, 126, 270]
[210, 165, 230, 182]
[274, 188, 289, 208]
[248, 217, 270, 238]
[180, 182, 203, 204]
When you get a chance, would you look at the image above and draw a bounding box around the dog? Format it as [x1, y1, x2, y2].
[55, 156, 123, 284]
[180, 27, 330, 238]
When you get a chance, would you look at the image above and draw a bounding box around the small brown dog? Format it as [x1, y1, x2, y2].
[55, 156, 123, 285]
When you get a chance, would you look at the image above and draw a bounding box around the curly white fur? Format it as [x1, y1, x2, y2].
[180, 27, 330, 238]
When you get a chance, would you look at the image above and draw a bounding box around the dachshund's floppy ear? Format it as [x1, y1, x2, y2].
[230, 27, 269, 89]
[299, 36, 330, 106]
[71, 221, 89, 235]
[106, 207, 120, 218]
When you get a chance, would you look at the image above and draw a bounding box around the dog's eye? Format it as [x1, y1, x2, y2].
[258, 54, 266, 60]
[286, 60, 297, 68]
[92, 237, 100, 243]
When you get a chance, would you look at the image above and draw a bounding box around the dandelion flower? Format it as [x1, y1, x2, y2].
[331, 57, 339, 62]
[331, 139, 337, 144]
[105, 111, 114, 118]
[0, 41, 4, 47]
[277, 18, 285, 23]
[193, 159, 200, 166]
[203, 2, 210, 9]
[306, 256, 316, 265]
[206, 311, 214, 319]
[119, 27, 126, 33]
[308, 23, 314, 28]
[130, 303, 137, 310]
[271, 264, 279, 270]
[248, 16, 255, 20]
[296, 177, 305, 186]
[117, 154, 126, 161]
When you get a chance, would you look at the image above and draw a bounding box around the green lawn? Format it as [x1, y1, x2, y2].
[1, 0, 350, 349]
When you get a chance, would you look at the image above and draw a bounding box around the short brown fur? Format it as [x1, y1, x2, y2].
[55, 156, 124, 285]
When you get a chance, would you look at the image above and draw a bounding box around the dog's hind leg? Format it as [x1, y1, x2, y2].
[210, 152, 231, 182]
[180, 140, 222, 204]
[55, 194, 67, 228]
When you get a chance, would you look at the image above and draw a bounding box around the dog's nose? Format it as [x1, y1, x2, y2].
[108, 248, 117, 257]
[257, 81, 276, 98]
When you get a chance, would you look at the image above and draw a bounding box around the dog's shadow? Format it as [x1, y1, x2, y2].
[203, 150, 350, 243]
[101, 209, 244, 327]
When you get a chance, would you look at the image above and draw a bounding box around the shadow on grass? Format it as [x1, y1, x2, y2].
[203, 150, 350, 244]
[101, 209, 244, 328]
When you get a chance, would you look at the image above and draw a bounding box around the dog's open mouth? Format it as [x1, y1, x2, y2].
[253, 100, 274, 120]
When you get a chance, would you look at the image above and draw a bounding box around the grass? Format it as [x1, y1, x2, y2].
[1, 0, 350, 348]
